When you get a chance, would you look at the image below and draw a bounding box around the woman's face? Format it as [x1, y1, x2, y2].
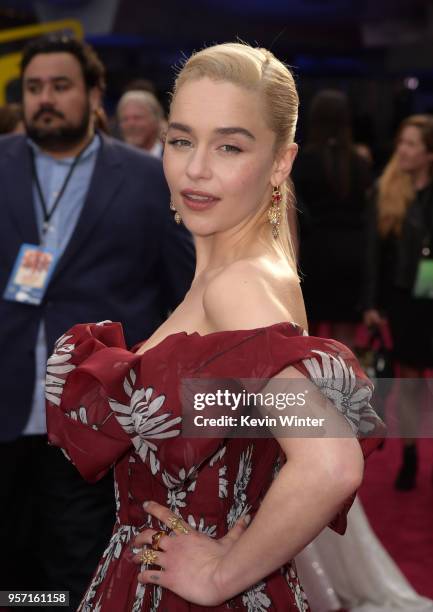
[163, 77, 292, 238]
[396, 125, 433, 174]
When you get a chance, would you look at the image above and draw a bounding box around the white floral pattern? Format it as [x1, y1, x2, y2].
[167, 488, 186, 511]
[219, 464, 228, 498]
[208, 445, 229, 498]
[149, 585, 162, 612]
[161, 466, 197, 489]
[227, 444, 253, 529]
[131, 581, 146, 612]
[162, 466, 197, 511]
[187, 514, 217, 537]
[93, 596, 103, 612]
[302, 350, 376, 435]
[45, 334, 75, 406]
[79, 525, 138, 611]
[209, 444, 226, 467]
[65, 405, 100, 431]
[108, 370, 181, 474]
[285, 566, 310, 612]
[242, 581, 272, 611]
[114, 478, 120, 516]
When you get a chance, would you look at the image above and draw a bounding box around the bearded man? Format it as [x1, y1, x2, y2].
[0, 35, 194, 611]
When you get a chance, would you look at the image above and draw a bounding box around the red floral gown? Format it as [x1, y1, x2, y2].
[45, 321, 384, 612]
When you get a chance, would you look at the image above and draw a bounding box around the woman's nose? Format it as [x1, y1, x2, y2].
[185, 147, 212, 180]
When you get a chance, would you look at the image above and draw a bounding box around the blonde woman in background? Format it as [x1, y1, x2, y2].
[364, 114, 433, 490]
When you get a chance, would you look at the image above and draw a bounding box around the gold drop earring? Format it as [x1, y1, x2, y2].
[170, 200, 182, 225]
[268, 186, 282, 239]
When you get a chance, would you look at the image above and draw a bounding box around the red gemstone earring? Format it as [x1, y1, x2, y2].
[268, 186, 282, 239]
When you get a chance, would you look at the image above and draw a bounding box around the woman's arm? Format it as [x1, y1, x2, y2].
[216, 393, 363, 598]
[136, 429, 362, 605]
[133, 264, 365, 605]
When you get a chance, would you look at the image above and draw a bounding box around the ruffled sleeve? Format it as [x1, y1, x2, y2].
[45, 321, 136, 482]
[267, 327, 383, 533]
[265, 325, 384, 450]
[186, 323, 385, 533]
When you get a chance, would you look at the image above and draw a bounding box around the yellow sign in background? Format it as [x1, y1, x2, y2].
[0, 19, 83, 105]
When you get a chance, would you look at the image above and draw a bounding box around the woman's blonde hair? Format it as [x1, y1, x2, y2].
[171, 42, 299, 274]
[377, 114, 433, 237]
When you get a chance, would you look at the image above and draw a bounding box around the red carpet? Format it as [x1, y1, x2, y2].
[359, 438, 433, 598]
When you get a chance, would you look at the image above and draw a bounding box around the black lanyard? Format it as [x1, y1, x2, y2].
[30, 138, 93, 238]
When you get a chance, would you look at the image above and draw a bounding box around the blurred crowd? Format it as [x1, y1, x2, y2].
[0, 33, 432, 612]
[293, 92, 433, 492]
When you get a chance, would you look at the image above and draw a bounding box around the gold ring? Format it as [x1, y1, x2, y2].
[151, 530, 165, 551]
[140, 548, 158, 565]
[168, 516, 189, 534]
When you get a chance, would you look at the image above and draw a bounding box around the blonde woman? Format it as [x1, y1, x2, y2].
[364, 114, 433, 489]
[46, 43, 383, 611]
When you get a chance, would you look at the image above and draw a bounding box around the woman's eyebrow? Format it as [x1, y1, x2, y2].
[167, 122, 192, 133]
[214, 127, 255, 140]
[167, 123, 255, 141]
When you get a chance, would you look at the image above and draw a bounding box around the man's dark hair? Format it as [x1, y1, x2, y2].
[21, 34, 106, 94]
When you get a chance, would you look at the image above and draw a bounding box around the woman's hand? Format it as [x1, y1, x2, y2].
[132, 500, 250, 606]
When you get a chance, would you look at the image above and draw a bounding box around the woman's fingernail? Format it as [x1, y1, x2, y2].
[143, 501, 150, 508]
[244, 514, 251, 525]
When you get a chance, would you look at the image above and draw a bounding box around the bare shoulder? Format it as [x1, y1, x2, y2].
[203, 258, 307, 332]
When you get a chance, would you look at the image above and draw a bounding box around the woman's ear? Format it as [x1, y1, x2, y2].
[271, 143, 298, 186]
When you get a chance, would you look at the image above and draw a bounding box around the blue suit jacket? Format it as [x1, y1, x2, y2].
[0, 133, 195, 441]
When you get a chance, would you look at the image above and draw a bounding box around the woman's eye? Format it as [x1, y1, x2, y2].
[167, 138, 191, 148]
[220, 144, 242, 153]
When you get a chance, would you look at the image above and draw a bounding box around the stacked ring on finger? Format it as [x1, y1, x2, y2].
[168, 516, 189, 535]
[140, 548, 158, 565]
[151, 530, 166, 551]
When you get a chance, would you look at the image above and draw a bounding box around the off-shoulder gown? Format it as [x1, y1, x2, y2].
[45, 321, 383, 611]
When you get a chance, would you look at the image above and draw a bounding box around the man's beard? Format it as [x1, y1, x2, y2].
[25, 102, 92, 152]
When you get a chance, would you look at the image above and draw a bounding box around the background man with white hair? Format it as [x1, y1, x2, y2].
[117, 89, 165, 156]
